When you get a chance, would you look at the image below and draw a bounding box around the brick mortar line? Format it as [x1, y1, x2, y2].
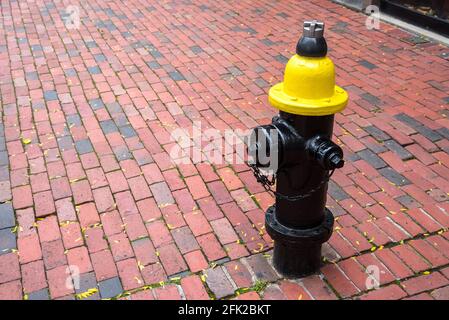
[325, 227, 449, 265]
[100, 226, 449, 300]
[347, 261, 449, 300]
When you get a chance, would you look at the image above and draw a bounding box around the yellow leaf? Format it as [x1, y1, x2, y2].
[22, 138, 32, 145]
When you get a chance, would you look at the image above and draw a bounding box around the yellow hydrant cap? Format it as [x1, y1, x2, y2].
[269, 21, 348, 116]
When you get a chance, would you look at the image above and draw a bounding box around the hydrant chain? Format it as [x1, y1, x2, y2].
[247, 162, 335, 201]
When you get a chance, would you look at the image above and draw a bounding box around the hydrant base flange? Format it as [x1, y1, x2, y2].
[265, 206, 334, 277]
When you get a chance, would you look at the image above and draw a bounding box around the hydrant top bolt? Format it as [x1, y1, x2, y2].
[303, 20, 324, 38]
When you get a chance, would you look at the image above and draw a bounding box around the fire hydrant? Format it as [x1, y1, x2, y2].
[247, 21, 348, 277]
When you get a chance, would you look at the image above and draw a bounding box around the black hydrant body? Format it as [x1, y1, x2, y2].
[248, 21, 348, 277]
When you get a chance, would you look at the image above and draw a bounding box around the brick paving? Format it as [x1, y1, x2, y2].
[1, 0, 449, 300]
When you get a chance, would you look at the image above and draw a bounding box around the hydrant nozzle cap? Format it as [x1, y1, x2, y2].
[303, 21, 324, 38]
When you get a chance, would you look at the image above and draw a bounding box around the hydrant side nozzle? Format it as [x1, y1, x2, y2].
[306, 135, 344, 170]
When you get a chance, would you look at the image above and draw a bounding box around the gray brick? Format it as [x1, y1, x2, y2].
[119, 125, 136, 138]
[361, 93, 381, 105]
[0, 151, 8, 166]
[88, 66, 101, 75]
[359, 59, 377, 70]
[150, 182, 175, 205]
[204, 267, 235, 299]
[100, 120, 118, 134]
[75, 272, 100, 300]
[415, 126, 443, 142]
[94, 54, 106, 62]
[245, 253, 280, 282]
[28, 288, 50, 300]
[364, 125, 390, 142]
[0, 167, 9, 181]
[254, 65, 266, 73]
[104, 20, 117, 31]
[57, 136, 74, 151]
[261, 38, 275, 46]
[227, 66, 243, 77]
[384, 140, 413, 160]
[276, 12, 290, 18]
[26, 71, 39, 80]
[394, 113, 442, 142]
[98, 277, 123, 299]
[0, 228, 16, 255]
[395, 195, 420, 209]
[32, 102, 46, 111]
[104, 8, 116, 17]
[254, 78, 269, 88]
[133, 150, 153, 166]
[437, 127, 449, 140]
[113, 146, 132, 161]
[105, 102, 121, 114]
[357, 149, 387, 169]
[146, 60, 161, 70]
[44, 90, 58, 101]
[328, 181, 350, 201]
[64, 68, 77, 77]
[0, 203, 16, 229]
[394, 113, 423, 130]
[75, 139, 94, 155]
[378, 167, 411, 186]
[365, 140, 388, 154]
[31, 45, 43, 52]
[346, 152, 361, 162]
[168, 70, 185, 81]
[113, 114, 128, 127]
[67, 114, 82, 127]
[131, 41, 144, 49]
[274, 54, 288, 63]
[85, 40, 98, 48]
[190, 45, 203, 54]
[89, 98, 104, 110]
[68, 50, 79, 57]
[171, 226, 199, 254]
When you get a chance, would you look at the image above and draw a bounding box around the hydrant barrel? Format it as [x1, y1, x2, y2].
[248, 20, 348, 277]
[275, 113, 335, 228]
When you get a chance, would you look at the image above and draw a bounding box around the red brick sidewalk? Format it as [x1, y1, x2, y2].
[1, 0, 449, 300]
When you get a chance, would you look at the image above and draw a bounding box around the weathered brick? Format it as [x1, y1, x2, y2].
[0, 253, 20, 283]
[157, 243, 187, 275]
[91, 249, 118, 281]
[98, 276, 123, 298]
[204, 267, 235, 299]
[22, 260, 47, 293]
[181, 275, 209, 300]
